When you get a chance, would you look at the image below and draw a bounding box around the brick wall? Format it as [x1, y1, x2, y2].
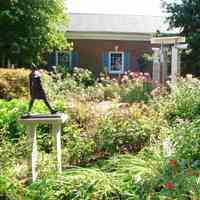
[71, 39, 153, 75]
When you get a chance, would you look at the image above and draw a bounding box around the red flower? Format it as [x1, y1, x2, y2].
[165, 181, 174, 190]
[169, 159, 177, 167]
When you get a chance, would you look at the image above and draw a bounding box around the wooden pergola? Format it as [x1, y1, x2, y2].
[151, 36, 187, 83]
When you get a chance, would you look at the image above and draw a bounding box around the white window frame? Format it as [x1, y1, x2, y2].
[108, 51, 124, 74]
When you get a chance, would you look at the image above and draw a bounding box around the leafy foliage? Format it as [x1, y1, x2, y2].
[0, 68, 29, 99]
[95, 107, 149, 155]
[25, 168, 127, 200]
[152, 76, 200, 124]
[0, 0, 69, 65]
[163, 0, 200, 73]
[62, 123, 95, 165]
[0, 175, 23, 200]
[3, 68, 200, 199]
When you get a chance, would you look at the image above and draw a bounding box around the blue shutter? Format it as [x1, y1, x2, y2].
[71, 51, 79, 68]
[69, 51, 73, 68]
[101, 52, 109, 73]
[47, 53, 55, 65]
[124, 52, 130, 72]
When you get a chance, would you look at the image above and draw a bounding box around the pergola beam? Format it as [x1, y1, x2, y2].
[151, 36, 186, 45]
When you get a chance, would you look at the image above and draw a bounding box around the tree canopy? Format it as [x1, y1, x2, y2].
[0, 0, 69, 66]
[163, 0, 200, 74]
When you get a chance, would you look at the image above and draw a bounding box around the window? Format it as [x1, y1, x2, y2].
[108, 52, 124, 74]
[55, 51, 72, 67]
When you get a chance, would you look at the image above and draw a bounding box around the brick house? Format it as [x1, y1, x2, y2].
[53, 13, 173, 76]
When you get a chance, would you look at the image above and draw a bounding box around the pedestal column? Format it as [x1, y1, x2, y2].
[52, 123, 62, 173]
[27, 124, 37, 181]
[20, 114, 68, 182]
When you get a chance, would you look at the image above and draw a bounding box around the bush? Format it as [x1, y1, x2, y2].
[0, 175, 23, 200]
[95, 104, 151, 156]
[120, 72, 153, 103]
[154, 76, 200, 123]
[0, 99, 27, 140]
[0, 99, 49, 140]
[25, 167, 140, 200]
[0, 68, 30, 99]
[170, 119, 200, 163]
[73, 67, 95, 87]
[62, 123, 95, 165]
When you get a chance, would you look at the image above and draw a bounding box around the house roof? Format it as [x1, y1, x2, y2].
[68, 13, 174, 34]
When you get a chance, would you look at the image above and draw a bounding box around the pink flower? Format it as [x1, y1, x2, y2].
[144, 73, 150, 77]
[142, 76, 147, 81]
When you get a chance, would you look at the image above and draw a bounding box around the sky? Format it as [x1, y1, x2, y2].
[67, 0, 165, 16]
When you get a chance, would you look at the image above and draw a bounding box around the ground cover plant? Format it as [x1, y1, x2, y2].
[1, 68, 200, 199]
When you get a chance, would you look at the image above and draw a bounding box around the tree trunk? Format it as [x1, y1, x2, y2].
[7, 57, 11, 68]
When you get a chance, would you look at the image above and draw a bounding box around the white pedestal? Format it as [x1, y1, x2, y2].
[19, 114, 68, 181]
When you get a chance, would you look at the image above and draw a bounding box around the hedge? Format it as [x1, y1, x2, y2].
[0, 68, 30, 99]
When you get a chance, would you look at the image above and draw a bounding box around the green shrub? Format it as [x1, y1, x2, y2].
[0, 175, 23, 200]
[62, 123, 95, 165]
[170, 119, 200, 163]
[120, 72, 153, 103]
[0, 99, 27, 140]
[0, 68, 30, 99]
[73, 67, 95, 87]
[120, 82, 152, 103]
[95, 106, 150, 155]
[0, 99, 49, 140]
[154, 76, 200, 122]
[102, 83, 121, 100]
[0, 99, 56, 158]
[25, 167, 140, 200]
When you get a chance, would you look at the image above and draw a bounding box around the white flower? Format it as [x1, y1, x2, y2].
[163, 137, 174, 157]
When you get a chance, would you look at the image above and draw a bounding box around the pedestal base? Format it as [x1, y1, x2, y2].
[19, 113, 68, 181]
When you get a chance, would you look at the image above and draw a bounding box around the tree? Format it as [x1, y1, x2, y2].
[163, 0, 200, 75]
[0, 0, 69, 66]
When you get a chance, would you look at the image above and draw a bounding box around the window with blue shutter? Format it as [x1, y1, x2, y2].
[49, 51, 73, 68]
[102, 51, 131, 74]
[108, 51, 125, 74]
[58, 52, 71, 67]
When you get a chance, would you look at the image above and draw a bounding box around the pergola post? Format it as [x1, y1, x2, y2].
[160, 46, 168, 82]
[171, 46, 181, 82]
[152, 48, 161, 82]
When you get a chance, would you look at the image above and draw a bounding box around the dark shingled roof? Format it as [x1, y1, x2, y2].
[68, 13, 174, 34]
